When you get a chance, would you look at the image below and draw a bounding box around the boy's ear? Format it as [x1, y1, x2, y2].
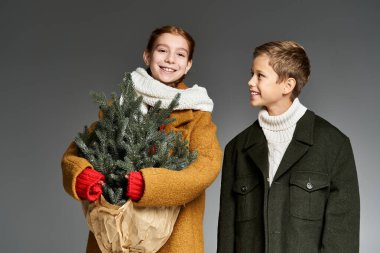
[283, 77, 296, 95]
[143, 50, 150, 66]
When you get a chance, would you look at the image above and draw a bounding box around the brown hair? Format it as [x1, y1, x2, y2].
[254, 41, 311, 100]
[146, 25, 195, 61]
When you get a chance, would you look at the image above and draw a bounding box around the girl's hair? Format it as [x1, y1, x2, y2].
[254, 41, 311, 100]
[146, 25, 195, 61]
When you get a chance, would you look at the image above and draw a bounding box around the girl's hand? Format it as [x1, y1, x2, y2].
[125, 172, 144, 201]
[75, 167, 105, 201]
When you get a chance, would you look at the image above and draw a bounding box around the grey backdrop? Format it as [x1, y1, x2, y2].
[1, 0, 379, 252]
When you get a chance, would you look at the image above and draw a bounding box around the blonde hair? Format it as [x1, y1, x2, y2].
[254, 41, 310, 100]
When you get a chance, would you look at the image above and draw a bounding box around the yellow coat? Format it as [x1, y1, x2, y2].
[61, 83, 223, 253]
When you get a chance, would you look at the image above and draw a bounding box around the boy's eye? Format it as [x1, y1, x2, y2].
[250, 72, 264, 79]
[158, 48, 167, 53]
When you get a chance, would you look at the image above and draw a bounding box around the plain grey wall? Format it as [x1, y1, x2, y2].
[1, 0, 379, 252]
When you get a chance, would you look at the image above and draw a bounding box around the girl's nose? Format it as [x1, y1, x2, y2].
[165, 53, 175, 63]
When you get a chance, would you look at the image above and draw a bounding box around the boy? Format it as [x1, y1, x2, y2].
[217, 41, 360, 253]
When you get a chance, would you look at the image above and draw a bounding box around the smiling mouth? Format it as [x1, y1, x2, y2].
[160, 66, 176, 72]
[250, 91, 260, 95]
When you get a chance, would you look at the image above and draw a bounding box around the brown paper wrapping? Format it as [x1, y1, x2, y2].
[82, 197, 180, 253]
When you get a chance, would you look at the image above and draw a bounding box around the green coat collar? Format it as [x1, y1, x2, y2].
[243, 110, 315, 180]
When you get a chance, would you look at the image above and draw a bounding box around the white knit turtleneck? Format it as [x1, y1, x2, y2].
[258, 98, 307, 185]
[124, 68, 214, 114]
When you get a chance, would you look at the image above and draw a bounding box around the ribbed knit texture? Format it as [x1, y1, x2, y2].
[124, 67, 214, 113]
[127, 171, 144, 201]
[258, 98, 307, 185]
[75, 167, 105, 201]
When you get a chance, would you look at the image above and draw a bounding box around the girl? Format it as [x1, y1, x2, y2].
[62, 25, 222, 253]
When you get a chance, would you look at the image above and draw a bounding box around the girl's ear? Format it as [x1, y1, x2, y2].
[283, 77, 296, 95]
[143, 50, 150, 66]
[185, 60, 192, 74]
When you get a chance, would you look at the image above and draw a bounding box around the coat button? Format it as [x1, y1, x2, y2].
[241, 186, 248, 192]
[306, 182, 313, 190]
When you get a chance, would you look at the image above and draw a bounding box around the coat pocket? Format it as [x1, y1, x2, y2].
[290, 171, 329, 221]
[232, 175, 260, 222]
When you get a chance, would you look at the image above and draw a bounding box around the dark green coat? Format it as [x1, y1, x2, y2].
[217, 110, 360, 253]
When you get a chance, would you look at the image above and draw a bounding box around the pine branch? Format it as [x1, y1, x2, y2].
[75, 72, 198, 205]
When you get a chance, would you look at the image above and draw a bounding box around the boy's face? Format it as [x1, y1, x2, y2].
[143, 33, 192, 87]
[248, 54, 292, 115]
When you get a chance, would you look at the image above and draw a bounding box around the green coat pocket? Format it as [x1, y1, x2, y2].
[233, 175, 260, 222]
[290, 171, 329, 221]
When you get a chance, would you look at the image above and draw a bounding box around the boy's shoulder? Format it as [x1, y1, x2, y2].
[225, 120, 261, 151]
[311, 111, 349, 140]
[294, 110, 351, 151]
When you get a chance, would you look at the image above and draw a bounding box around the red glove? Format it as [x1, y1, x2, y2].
[75, 167, 105, 201]
[127, 171, 144, 201]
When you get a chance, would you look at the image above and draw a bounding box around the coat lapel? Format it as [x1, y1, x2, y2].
[168, 109, 194, 128]
[244, 110, 315, 180]
[244, 121, 269, 177]
[165, 109, 194, 142]
[273, 110, 315, 181]
[167, 82, 194, 130]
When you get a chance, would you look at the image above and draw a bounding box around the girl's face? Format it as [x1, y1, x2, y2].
[248, 54, 294, 115]
[143, 33, 192, 87]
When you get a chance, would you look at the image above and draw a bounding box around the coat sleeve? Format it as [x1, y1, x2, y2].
[135, 111, 223, 207]
[321, 137, 360, 252]
[61, 122, 97, 200]
[217, 141, 236, 253]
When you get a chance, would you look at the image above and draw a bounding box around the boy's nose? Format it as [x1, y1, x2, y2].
[248, 76, 256, 87]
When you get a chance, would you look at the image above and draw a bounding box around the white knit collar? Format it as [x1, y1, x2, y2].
[128, 68, 214, 112]
[258, 98, 307, 131]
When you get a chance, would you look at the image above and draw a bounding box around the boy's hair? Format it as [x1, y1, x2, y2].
[254, 41, 310, 100]
[146, 25, 195, 61]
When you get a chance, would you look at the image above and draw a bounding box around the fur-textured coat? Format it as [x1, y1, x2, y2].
[61, 82, 223, 253]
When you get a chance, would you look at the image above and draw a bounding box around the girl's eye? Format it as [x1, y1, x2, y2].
[177, 52, 186, 57]
[158, 48, 166, 53]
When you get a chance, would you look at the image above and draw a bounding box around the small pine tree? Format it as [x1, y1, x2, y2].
[75, 73, 198, 205]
